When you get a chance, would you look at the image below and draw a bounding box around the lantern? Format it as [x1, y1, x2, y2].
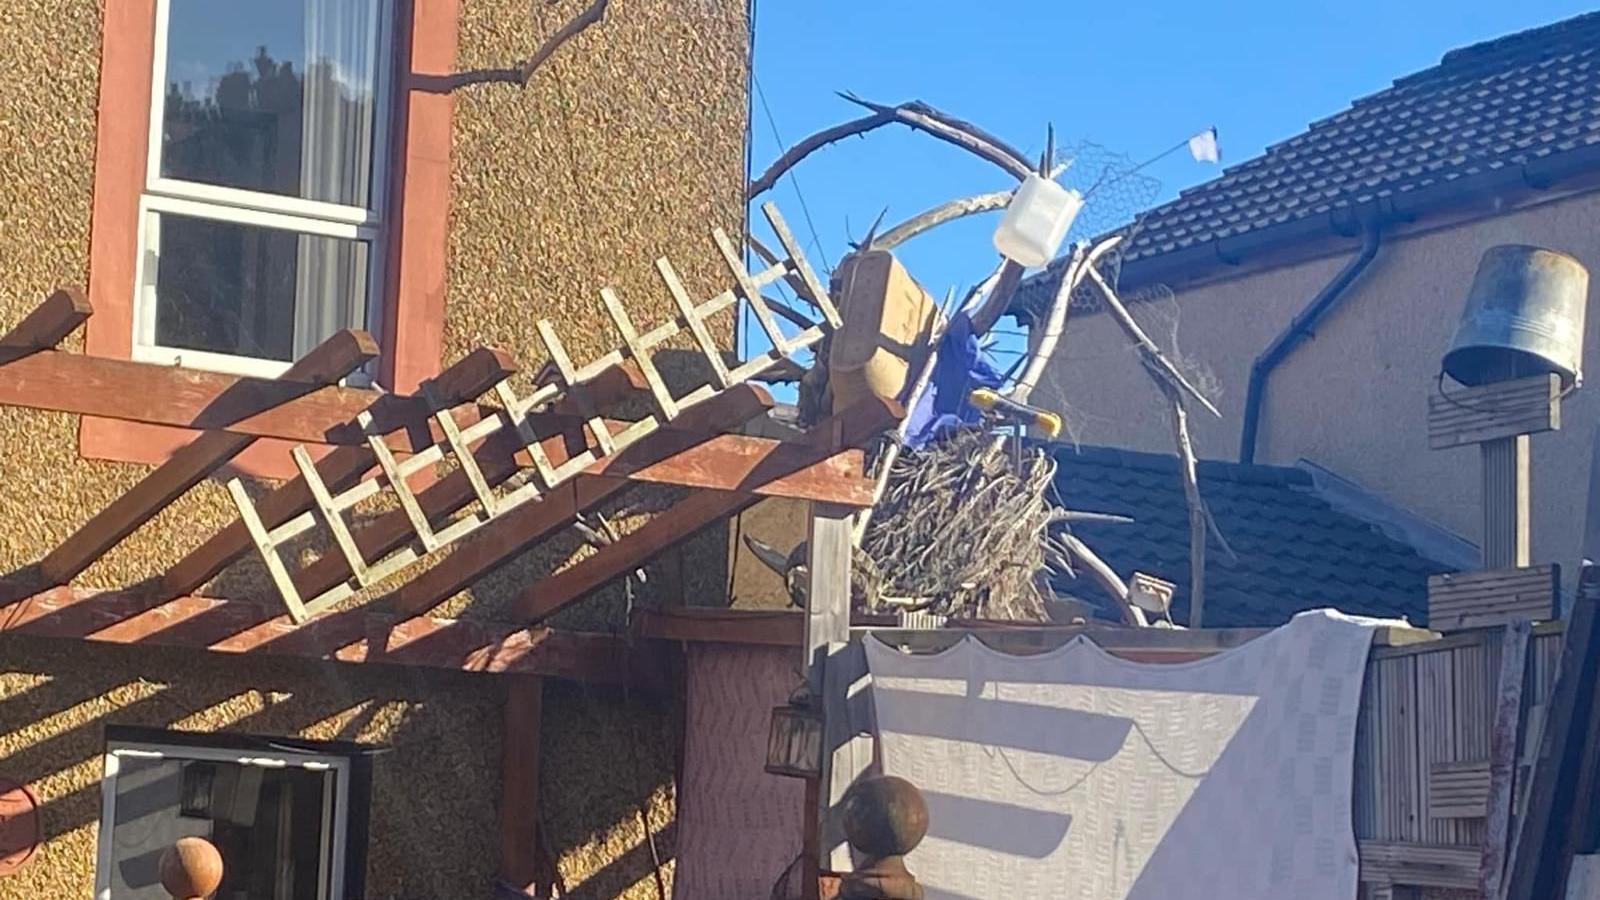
[765, 700, 823, 779]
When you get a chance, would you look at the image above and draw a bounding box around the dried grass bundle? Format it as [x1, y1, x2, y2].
[861, 427, 1066, 621]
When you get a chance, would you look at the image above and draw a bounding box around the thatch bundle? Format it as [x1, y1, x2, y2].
[861, 428, 1065, 622]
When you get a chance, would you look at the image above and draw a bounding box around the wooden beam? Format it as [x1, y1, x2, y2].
[631, 607, 805, 646]
[1480, 619, 1532, 897]
[343, 385, 774, 617]
[0, 586, 632, 682]
[499, 677, 546, 894]
[0, 286, 92, 363]
[513, 399, 902, 624]
[1428, 374, 1561, 450]
[160, 347, 522, 597]
[35, 331, 379, 588]
[0, 348, 531, 450]
[517, 488, 762, 623]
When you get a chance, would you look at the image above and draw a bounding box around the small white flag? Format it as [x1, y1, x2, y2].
[1188, 127, 1220, 163]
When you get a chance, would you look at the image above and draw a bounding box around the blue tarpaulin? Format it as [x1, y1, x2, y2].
[901, 310, 1005, 449]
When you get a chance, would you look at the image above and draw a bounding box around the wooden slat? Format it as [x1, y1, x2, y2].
[1481, 620, 1532, 897]
[0, 286, 92, 363]
[1428, 374, 1560, 449]
[371, 386, 778, 617]
[0, 348, 479, 449]
[1359, 840, 1481, 890]
[34, 330, 379, 587]
[157, 349, 556, 598]
[515, 487, 762, 623]
[1428, 760, 1491, 819]
[599, 286, 678, 420]
[655, 256, 732, 389]
[1417, 651, 1461, 841]
[1429, 565, 1559, 630]
[0, 586, 632, 682]
[512, 399, 901, 624]
[499, 677, 546, 891]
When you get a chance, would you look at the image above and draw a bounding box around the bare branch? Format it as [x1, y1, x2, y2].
[871, 190, 1014, 251]
[761, 295, 819, 331]
[1084, 264, 1222, 417]
[1152, 376, 1207, 626]
[1058, 532, 1148, 626]
[1009, 235, 1124, 405]
[748, 95, 1034, 199]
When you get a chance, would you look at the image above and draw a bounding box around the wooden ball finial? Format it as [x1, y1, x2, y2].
[158, 836, 223, 900]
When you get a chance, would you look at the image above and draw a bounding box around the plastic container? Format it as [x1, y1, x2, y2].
[992, 175, 1083, 268]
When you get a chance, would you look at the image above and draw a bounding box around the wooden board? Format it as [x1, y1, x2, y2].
[1359, 840, 1481, 890]
[1428, 374, 1560, 449]
[1428, 760, 1492, 819]
[1429, 565, 1559, 631]
[0, 586, 632, 682]
[0, 286, 91, 364]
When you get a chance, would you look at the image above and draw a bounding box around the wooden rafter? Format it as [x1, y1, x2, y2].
[0, 586, 635, 683]
[32, 330, 380, 590]
[512, 398, 902, 624]
[0, 286, 92, 364]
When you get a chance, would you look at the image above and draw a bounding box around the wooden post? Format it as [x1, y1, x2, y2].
[499, 676, 546, 896]
[1480, 618, 1532, 898]
[1482, 434, 1531, 569]
[806, 502, 861, 880]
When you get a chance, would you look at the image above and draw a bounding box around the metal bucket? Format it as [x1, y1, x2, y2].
[1443, 245, 1590, 388]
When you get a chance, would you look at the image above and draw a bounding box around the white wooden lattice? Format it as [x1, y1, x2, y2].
[229, 203, 840, 622]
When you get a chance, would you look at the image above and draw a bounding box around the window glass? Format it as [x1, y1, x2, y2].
[150, 211, 370, 362]
[104, 755, 336, 900]
[159, 0, 385, 208]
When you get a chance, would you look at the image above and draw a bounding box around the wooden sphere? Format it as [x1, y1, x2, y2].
[841, 775, 929, 859]
[158, 836, 223, 900]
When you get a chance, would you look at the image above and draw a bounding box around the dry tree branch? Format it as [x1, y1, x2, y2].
[870, 190, 1014, 251]
[1058, 532, 1148, 626]
[747, 95, 1035, 199]
[1151, 373, 1208, 626]
[1009, 235, 1124, 406]
[1084, 264, 1222, 417]
[762, 295, 819, 331]
[426, 0, 611, 91]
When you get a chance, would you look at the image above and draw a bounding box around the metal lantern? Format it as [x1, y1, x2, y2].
[765, 701, 823, 779]
[1443, 245, 1591, 388]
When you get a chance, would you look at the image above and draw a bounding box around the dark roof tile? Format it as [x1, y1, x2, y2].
[1017, 12, 1600, 312]
[1048, 444, 1453, 628]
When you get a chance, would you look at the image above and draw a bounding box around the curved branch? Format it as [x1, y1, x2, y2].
[871, 190, 1013, 251]
[747, 95, 1034, 199]
[1010, 235, 1124, 405]
[424, 0, 611, 92]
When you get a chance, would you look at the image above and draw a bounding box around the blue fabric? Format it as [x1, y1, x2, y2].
[902, 310, 1005, 448]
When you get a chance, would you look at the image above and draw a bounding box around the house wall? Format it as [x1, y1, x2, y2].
[0, 0, 748, 896]
[1036, 189, 1600, 590]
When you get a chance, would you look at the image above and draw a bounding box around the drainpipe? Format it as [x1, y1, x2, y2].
[1238, 223, 1384, 464]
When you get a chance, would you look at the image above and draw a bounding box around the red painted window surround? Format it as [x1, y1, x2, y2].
[80, 0, 459, 479]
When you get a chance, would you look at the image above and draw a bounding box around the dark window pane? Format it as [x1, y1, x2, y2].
[161, 0, 385, 208]
[152, 212, 370, 363]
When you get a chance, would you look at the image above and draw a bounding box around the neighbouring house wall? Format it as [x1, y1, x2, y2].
[1037, 189, 1600, 588]
[0, 1, 747, 896]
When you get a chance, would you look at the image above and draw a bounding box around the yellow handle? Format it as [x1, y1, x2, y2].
[968, 388, 1063, 439]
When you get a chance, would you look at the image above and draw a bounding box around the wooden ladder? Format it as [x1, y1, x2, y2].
[229, 203, 840, 622]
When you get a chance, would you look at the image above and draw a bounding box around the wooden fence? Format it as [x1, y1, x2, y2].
[1355, 623, 1564, 898]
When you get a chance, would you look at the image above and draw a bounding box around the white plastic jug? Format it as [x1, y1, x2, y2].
[992, 175, 1083, 268]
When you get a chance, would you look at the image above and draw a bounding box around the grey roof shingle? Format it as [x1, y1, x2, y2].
[1050, 444, 1454, 628]
[1017, 11, 1600, 312]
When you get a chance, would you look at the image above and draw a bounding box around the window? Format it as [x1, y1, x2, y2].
[95, 737, 354, 900]
[135, 0, 394, 377]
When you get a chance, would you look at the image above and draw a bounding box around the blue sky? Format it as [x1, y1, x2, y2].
[744, 0, 1594, 369]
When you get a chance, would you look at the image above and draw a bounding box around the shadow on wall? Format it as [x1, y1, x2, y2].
[0, 639, 680, 899]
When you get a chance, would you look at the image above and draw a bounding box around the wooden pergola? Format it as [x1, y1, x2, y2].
[0, 206, 897, 895]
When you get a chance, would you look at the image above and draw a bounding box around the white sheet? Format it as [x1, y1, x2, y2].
[865, 610, 1383, 900]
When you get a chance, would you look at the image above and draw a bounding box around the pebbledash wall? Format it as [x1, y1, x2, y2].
[1035, 187, 1600, 589]
[0, 0, 748, 897]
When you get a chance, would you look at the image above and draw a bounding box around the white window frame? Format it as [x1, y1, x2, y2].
[94, 740, 352, 900]
[134, 0, 395, 379]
